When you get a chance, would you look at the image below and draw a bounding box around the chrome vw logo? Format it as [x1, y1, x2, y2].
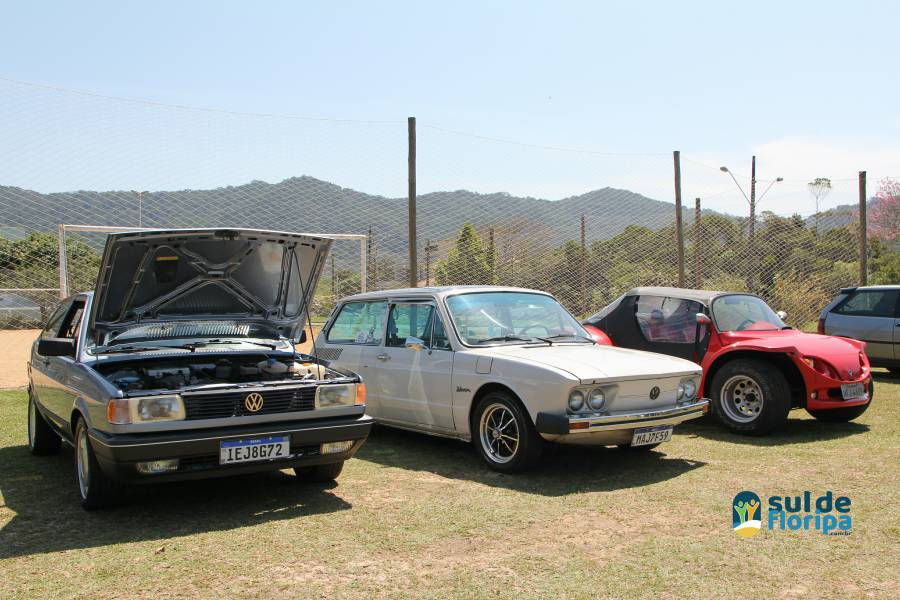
[244, 392, 264, 413]
[649, 386, 660, 400]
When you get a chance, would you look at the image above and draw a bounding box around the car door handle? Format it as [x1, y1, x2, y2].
[376, 353, 390, 361]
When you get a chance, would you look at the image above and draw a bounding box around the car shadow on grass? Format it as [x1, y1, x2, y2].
[356, 425, 706, 496]
[676, 414, 870, 446]
[0, 443, 351, 559]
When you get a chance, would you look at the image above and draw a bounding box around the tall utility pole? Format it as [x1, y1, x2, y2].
[330, 255, 336, 301]
[130, 190, 147, 227]
[407, 116, 418, 287]
[673, 151, 684, 287]
[749, 155, 757, 245]
[859, 171, 868, 285]
[694, 198, 702, 289]
[579, 215, 587, 315]
[424, 240, 438, 286]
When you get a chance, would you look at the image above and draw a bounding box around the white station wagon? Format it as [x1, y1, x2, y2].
[315, 286, 709, 471]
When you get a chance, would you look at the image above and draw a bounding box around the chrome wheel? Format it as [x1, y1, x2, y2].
[479, 403, 519, 464]
[27, 398, 36, 449]
[76, 426, 90, 499]
[721, 375, 764, 423]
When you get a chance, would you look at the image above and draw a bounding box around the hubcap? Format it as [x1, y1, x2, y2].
[721, 375, 765, 423]
[28, 398, 36, 448]
[77, 427, 90, 499]
[479, 403, 519, 464]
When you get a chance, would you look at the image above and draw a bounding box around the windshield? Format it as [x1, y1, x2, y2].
[712, 294, 786, 332]
[445, 292, 590, 345]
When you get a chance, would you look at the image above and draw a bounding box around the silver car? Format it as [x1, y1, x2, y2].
[27, 229, 372, 509]
[819, 285, 899, 376]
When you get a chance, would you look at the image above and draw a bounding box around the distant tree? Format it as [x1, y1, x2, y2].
[435, 223, 491, 285]
[807, 177, 832, 236]
[870, 178, 900, 243]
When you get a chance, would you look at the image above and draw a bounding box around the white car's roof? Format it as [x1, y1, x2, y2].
[339, 285, 554, 303]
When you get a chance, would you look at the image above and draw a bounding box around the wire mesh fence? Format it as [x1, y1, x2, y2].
[1, 77, 897, 332]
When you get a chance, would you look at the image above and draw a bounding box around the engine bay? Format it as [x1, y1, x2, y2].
[97, 354, 346, 394]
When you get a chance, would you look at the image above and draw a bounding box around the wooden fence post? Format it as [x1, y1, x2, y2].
[673, 150, 684, 287]
[859, 171, 867, 285]
[408, 116, 417, 287]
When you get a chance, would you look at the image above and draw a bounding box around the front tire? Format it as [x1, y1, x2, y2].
[74, 418, 123, 510]
[27, 392, 61, 456]
[887, 367, 900, 378]
[471, 391, 542, 473]
[294, 461, 344, 482]
[709, 359, 791, 435]
[808, 379, 874, 423]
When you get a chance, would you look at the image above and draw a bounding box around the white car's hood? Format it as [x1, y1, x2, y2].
[479, 343, 701, 381]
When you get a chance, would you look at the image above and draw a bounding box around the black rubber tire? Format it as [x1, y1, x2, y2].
[294, 461, 344, 482]
[74, 418, 124, 510]
[887, 367, 900, 378]
[709, 359, 791, 435]
[807, 379, 874, 423]
[617, 442, 662, 451]
[471, 391, 543, 473]
[27, 391, 61, 456]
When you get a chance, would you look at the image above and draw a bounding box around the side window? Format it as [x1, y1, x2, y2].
[59, 302, 86, 340]
[431, 313, 452, 350]
[386, 304, 435, 348]
[41, 300, 72, 339]
[835, 290, 898, 318]
[326, 301, 387, 345]
[636, 296, 702, 343]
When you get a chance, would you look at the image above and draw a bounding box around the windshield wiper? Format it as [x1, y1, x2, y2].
[542, 334, 596, 343]
[191, 339, 278, 350]
[478, 334, 537, 344]
[93, 344, 197, 355]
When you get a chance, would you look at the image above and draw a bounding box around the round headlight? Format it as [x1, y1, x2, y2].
[588, 388, 606, 410]
[676, 383, 685, 401]
[568, 390, 585, 412]
[683, 379, 697, 399]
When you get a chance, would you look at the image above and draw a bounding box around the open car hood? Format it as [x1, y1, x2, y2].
[87, 229, 332, 343]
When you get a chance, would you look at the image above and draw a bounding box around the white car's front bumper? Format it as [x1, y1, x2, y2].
[535, 398, 709, 445]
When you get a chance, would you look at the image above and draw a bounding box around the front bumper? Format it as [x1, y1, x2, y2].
[88, 413, 373, 483]
[793, 357, 872, 411]
[535, 399, 709, 445]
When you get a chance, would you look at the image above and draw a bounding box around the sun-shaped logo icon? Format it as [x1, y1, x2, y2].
[244, 392, 264, 412]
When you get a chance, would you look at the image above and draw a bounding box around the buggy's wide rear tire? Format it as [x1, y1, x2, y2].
[471, 391, 543, 473]
[28, 391, 61, 456]
[709, 359, 791, 436]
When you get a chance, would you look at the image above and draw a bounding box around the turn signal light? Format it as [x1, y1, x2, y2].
[355, 383, 366, 405]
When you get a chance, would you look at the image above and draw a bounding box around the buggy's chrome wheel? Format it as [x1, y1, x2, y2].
[27, 397, 37, 449]
[76, 425, 90, 499]
[479, 403, 519, 464]
[721, 375, 764, 423]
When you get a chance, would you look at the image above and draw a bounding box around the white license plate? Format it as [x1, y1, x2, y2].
[841, 382, 865, 400]
[631, 425, 673, 446]
[219, 435, 290, 465]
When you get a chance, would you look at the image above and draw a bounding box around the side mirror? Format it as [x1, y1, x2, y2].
[695, 313, 711, 326]
[297, 330, 308, 344]
[38, 337, 75, 357]
[405, 336, 426, 351]
[776, 310, 788, 321]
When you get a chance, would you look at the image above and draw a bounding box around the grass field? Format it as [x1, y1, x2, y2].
[1, 374, 898, 599]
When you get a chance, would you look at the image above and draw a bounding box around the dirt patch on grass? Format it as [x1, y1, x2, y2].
[0, 330, 38, 389]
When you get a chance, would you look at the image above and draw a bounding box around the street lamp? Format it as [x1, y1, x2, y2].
[719, 157, 782, 293]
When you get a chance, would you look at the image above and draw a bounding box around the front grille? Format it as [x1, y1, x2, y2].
[182, 387, 317, 420]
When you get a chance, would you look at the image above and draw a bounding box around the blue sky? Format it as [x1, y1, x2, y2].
[0, 0, 897, 216]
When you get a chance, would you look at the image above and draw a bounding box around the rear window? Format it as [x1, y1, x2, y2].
[834, 290, 899, 318]
[326, 301, 387, 345]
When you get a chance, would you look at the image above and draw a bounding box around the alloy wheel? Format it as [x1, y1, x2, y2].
[479, 403, 520, 464]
